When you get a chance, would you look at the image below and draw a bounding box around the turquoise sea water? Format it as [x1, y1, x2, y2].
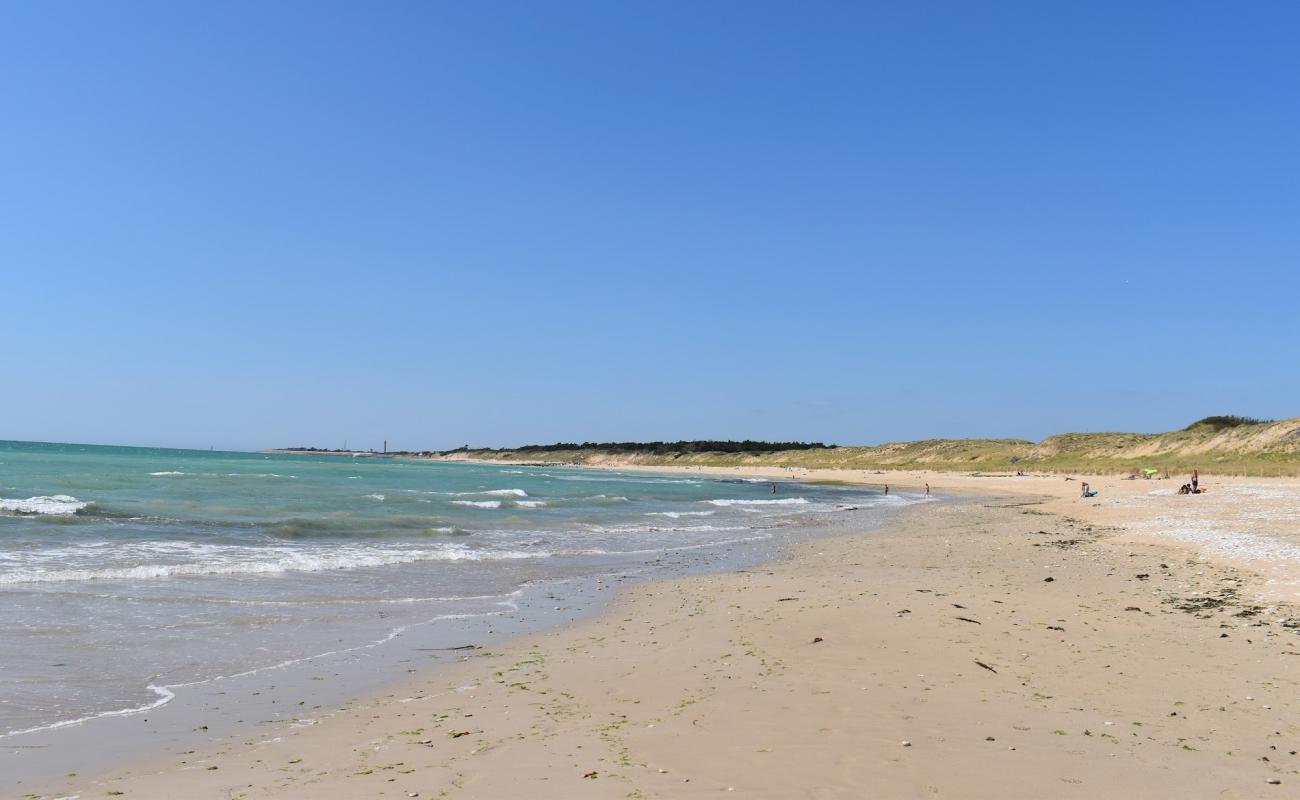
[0, 440, 911, 742]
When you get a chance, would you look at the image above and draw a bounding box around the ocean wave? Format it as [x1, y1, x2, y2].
[537, 494, 630, 507]
[562, 533, 771, 557]
[581, 522, 751, 535]
[706, 497, 809, 507]
[82, 588, 508, 607]
[264, 517, 465, 538]
[0, 602, 513, 739]
[145, 471, 296, 479]
[414, 488, 529, 498]
[364, 494, 385, 501]
[646, 511, 715, 518]
[451, 500, 502, 509]
[0, 684, 177, 740]
[0, 495, 88, 515]
[515, 500, 547, 508]
[544, 474, 701, 485]
[0, 544, 542, 584]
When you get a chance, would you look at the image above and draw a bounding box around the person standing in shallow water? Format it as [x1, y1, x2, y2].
[884, 484, 889, 496]
[770, 482, 777, 494]
[924, 483, 930, 497]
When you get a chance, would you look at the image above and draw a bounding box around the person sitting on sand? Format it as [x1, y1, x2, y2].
[1178, 484, 1191, 495]
[1080, 482, 1097, 498]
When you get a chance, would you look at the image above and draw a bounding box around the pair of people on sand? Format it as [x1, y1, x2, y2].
[1177, 470, 1204, 495]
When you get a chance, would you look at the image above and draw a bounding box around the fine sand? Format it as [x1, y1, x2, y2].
[29, 470, 1300, 798]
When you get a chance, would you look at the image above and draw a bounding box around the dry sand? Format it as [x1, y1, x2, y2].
[34, 470, 1300, 799]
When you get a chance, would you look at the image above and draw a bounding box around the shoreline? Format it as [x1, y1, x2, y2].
[3, 477, 904, 794]
[29, 479, 1300, 798]
[440, 458, 1300, 606]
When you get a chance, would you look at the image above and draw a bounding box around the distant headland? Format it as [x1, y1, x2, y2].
[265, 416, 1300, 477]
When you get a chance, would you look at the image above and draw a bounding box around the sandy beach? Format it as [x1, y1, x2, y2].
[13, 1, 1297, 795]
[29, 467, 1300, 799]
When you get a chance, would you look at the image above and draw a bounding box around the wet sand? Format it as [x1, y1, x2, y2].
[34, 473, 1300, 799]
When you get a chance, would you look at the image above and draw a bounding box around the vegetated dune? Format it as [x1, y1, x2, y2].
[447, 417, 1300, 476]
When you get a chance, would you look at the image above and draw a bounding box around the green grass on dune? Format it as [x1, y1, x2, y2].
[451, 417, 1300, 478]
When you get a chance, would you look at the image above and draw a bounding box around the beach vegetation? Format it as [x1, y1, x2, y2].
[466, 439, 835, 456]
[447, 416, 1300, 476]
[1182, 415, 1273, 431]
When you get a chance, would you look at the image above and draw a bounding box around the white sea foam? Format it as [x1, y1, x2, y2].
[148, 471, 186, 476]
[515, 500, 547, 508]
[582, 523, 751, 535]
[566, 533, 771, 557]
[545, 474, 702, 485]
[437, 488, 528, 497]
[0, 684, 176, 740]
[0, 544, 542, 584]
[451, 500, 502, 509]
[0, 495, 88, 515]
[706, 497, 809, 507]
[0, 605, 512, 739]
[647, 511, 716, 518]
[364, 494, 385, 501]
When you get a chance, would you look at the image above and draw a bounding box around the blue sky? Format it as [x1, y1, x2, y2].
[3, 1, 1297, 451]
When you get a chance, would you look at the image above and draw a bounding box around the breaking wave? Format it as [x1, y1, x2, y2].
[706, 497, 809, 507]
[0, 544, 541, 584]
[0, 495, 88, 516]
[451, 500, 502, 509]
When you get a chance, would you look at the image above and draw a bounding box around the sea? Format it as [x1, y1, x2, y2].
[0, 440, 920, 785]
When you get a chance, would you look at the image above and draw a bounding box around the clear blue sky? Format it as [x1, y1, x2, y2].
[3, 1, 1297, 451]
